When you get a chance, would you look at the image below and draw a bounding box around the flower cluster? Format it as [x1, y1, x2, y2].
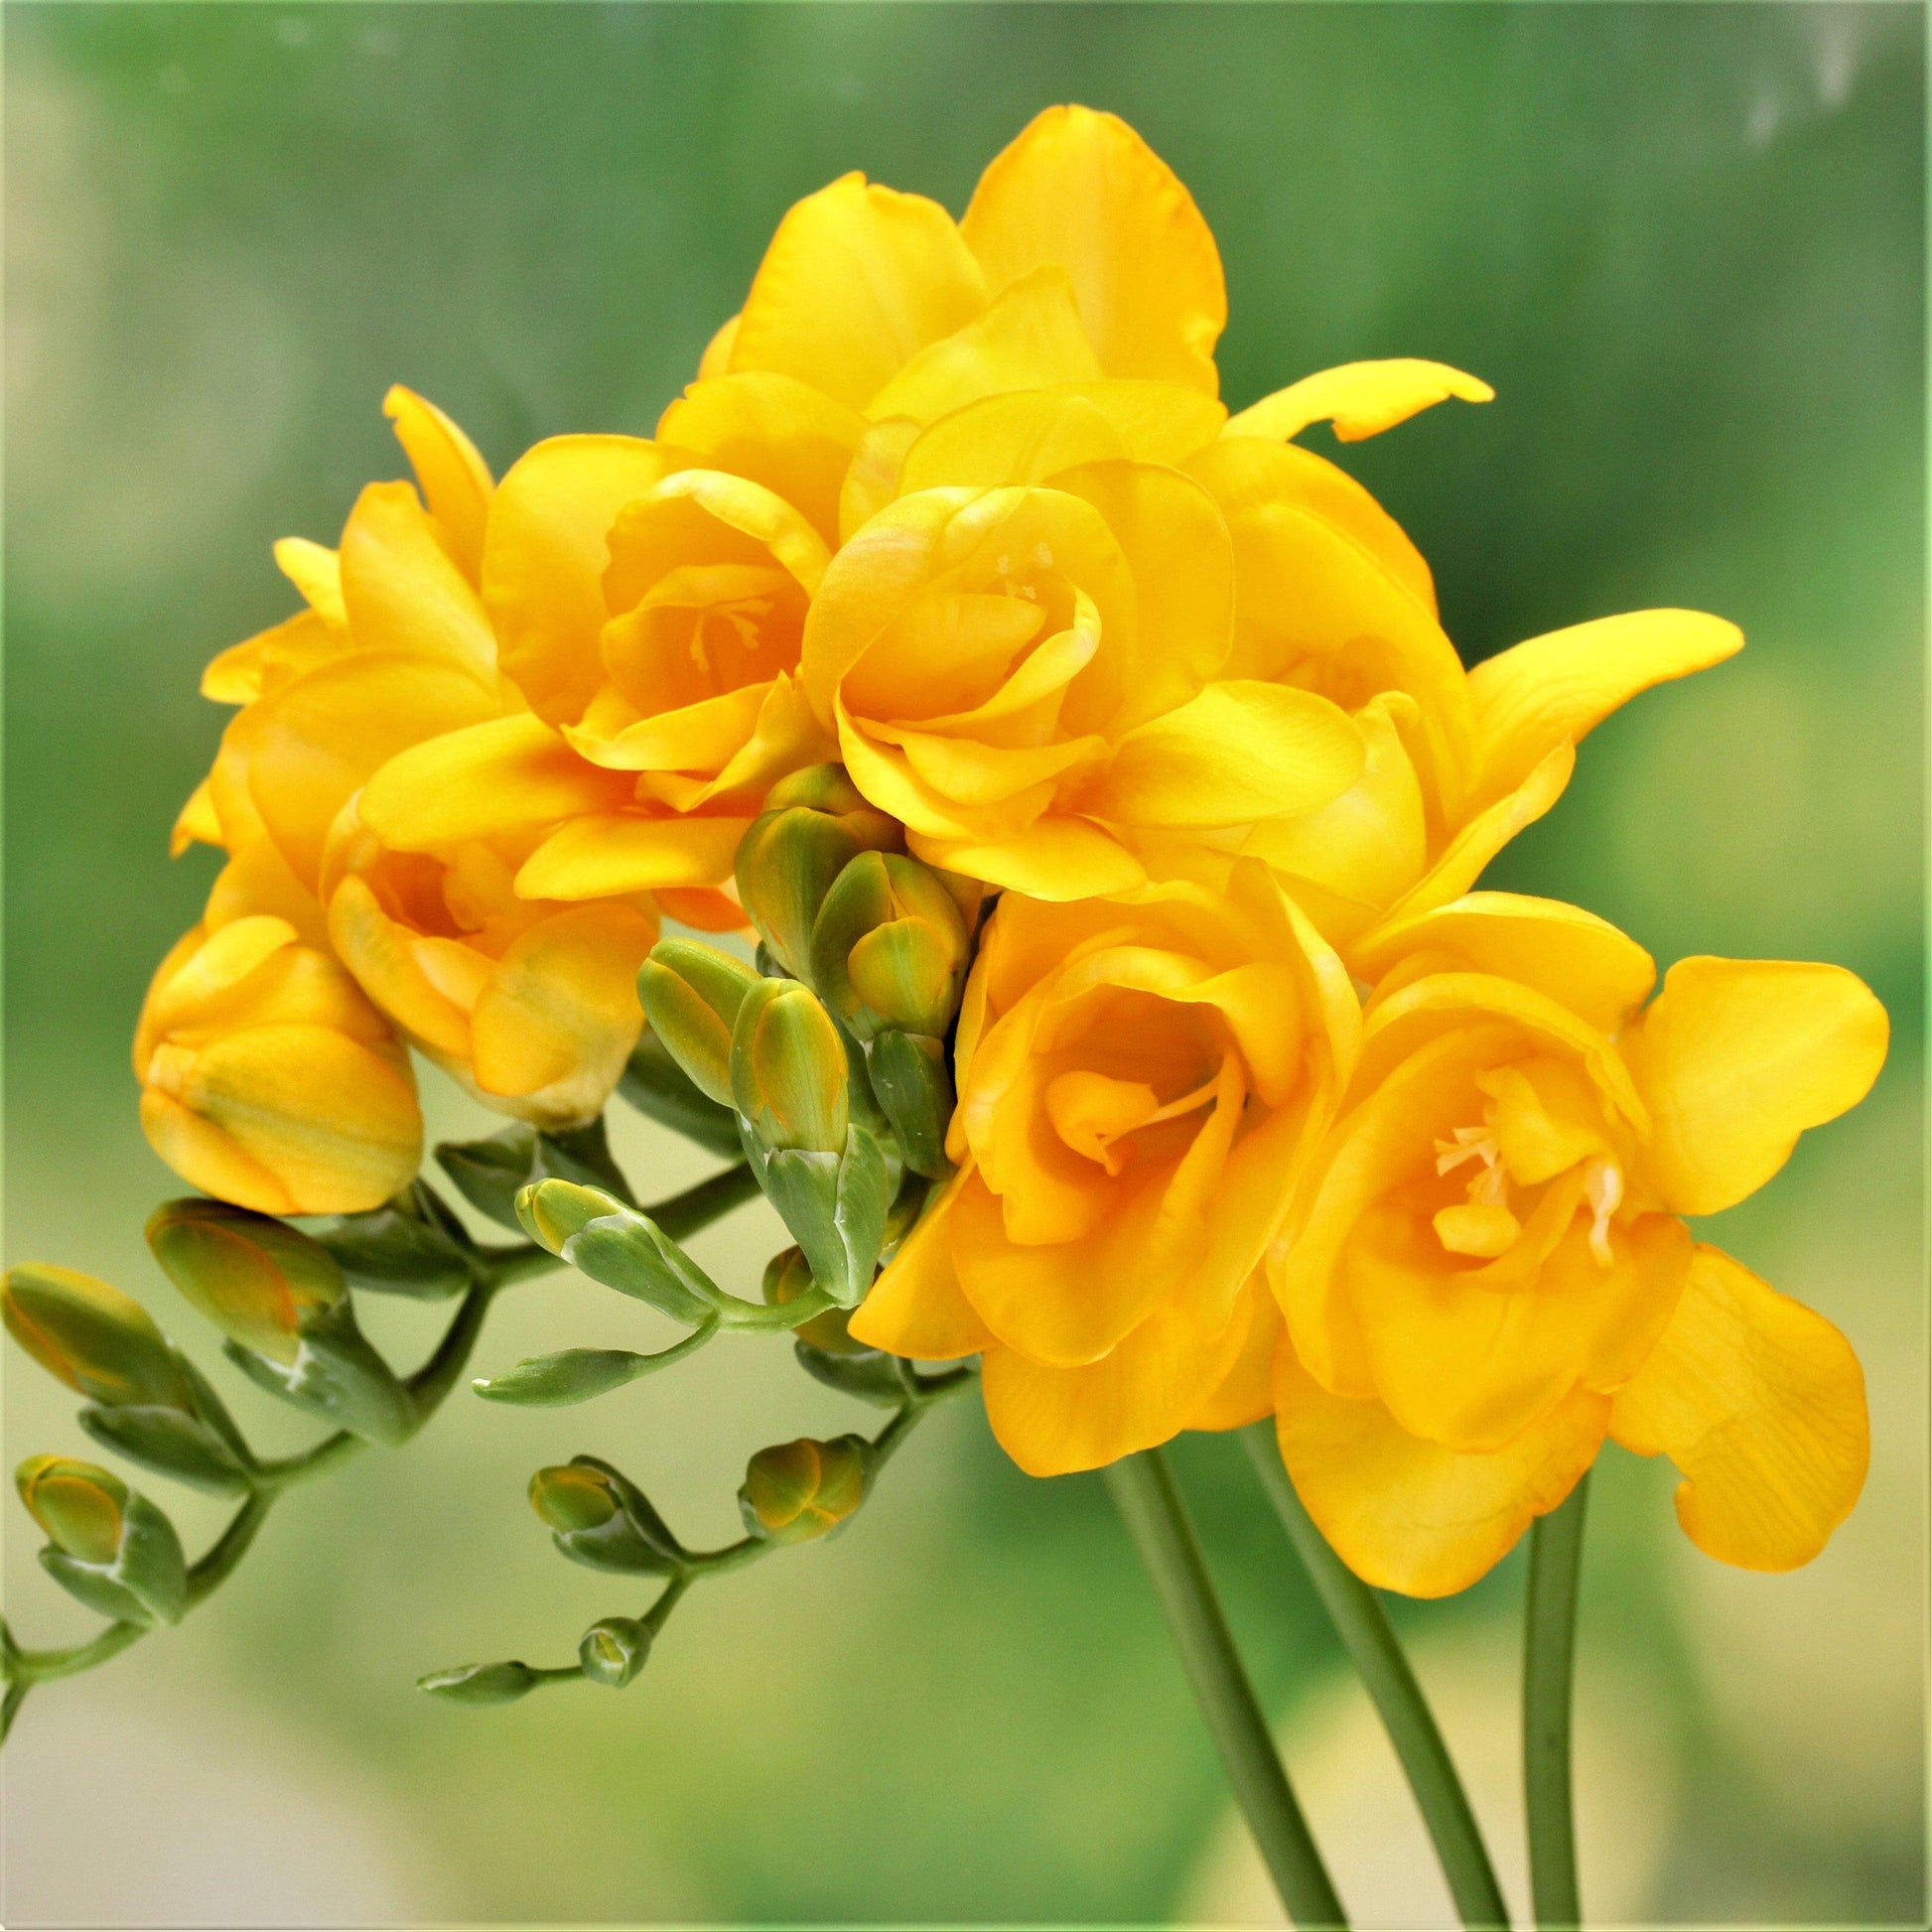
[136, 106, 1884, 1598]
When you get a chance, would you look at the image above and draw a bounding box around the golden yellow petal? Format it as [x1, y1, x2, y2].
[1609, 1244, 1868, 1571]
[383, 385, 493, 584]
[1223, 357, 1492, 445]
[339, 481, 496, 681]
[1626, 956, 1888, 1215]
[848, 1173, 995, 1358]
[962, 104, 1225, 394]
[515, 812, 753, 898]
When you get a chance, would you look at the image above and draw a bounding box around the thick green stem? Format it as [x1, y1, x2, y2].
[1241, 1425, 1509, 1929]
[1105, 1449, 1347, 1929]
[1524, 1473, 1590, 1930]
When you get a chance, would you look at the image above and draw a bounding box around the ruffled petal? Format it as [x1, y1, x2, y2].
[339, 481, 496, 681]
[1224, 358, 1491, 445]
[515, 812, 753, 898]
[1609, 1244, 1867, 1570]
[848, 1173, 995, 1359]
[1626, 956, 1888, 1215]
[382, 385, 493, 583]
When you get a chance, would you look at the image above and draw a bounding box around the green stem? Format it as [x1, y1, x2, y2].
[403, 1277, 498, 1423]
[1241, 1426, 1509, 1930]
[647, 1163, 760, 1242]
[1524, 1472, 1590, 1931]
[185, 1490, 276, 1605]
[1104, 1448, 1347, 1929]
[474, 1241, 561, 1289]
[1, 1678, 28, 1741]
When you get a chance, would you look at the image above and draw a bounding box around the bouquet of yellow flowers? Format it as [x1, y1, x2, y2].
[4, 107, 1886, 1929]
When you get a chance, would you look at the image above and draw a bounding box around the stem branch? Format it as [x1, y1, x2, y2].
[1105, 1448, 1347, 1929]
[1524, 1473, 1590, 1930]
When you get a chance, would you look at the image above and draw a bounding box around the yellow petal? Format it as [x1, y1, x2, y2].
[729, 172, 988, 411]
[1185, 1276, 1283, 1432]
[1352, 892, 1657, 1033]
[327, 876, 472, 1061]
[1466, 609, 1743, 810]
[697, 313, 740, 379]
[1609, 1245, 1867, 1570]
[470, 904, 656, 1120]
[339, 482, 496, 681]
[849, 1173, 995, 1358]
[359, 713, 629, 853]
[911, 817, 1145, 900]
[1275, 1342, 1608, 1597]
[274, 537, 347, 628]
[962, 104, 1225, 395]
[140, 1089, 296, 1216]
[484, 435, 685, 725]
[1088, 681, 1364, 829]
[1224, 359, 1493, 445]
[1626, 956, 1888, 1215]
[655, 370, 865, 544]
[243, 652, 501, 890]
[981, 1286, 1253, 1476]
[867, 265, 1105, 426]
[146, 1024, 422, 1216]
[838, 417, 923, 542]
[610, 467, 831, 604]
[898, 389, 1129, 494]
[383, 385, 493, 583]
[171, 777, 222, 858]
[515, 812, 753, 898]
[201, 609, 346, 708]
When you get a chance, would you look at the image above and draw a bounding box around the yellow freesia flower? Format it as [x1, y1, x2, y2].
[849, 859, 1360, 1474]
[134, 915, 422, 1215]
[174, 389, 693, 1124]
[1267, 892, 1887, 1595]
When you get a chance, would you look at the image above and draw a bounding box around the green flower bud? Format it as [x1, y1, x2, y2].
[529, 1458, 683, 1575]
[637, 940, 761, 1107]
[514, 1180, 720, 1325]
[418, 1660, 540, 1705]
[3, 1263, 197, 1412]
[579, 1615, 651, 1688]
[738, 1435, 870, 1546]
[810, 851, 971, 1041]
[734, 764, 901, 979]
[620, 1029, 743, 1158]
[146, 1199, 345, 1366]
[17, 1455, 187, 1627]
[762, 1246, 865, 1355]
[732, 979, 849, 1156]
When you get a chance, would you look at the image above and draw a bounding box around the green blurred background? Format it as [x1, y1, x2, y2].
[5, 4, 1923, 1925]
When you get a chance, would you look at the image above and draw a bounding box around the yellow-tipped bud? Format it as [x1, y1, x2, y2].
[18, 1454, 126, 1565]
[145, 1199, 345, 1366]
[738, 1436, 869, 1545]
[2, 1264, 197, 1412]
[761, 1246, 866, 1355]
[732, 981, 849, 1155]
[528, 1457, 684, 1575]
[810, 851, 971, 1040]
[528, 1462, 621, 1534]
[514, 1178, 623, 1257]
[734, 764, 902, 980]
[636, 940, 762, 1107]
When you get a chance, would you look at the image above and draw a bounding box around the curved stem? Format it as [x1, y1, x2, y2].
[1524, 1472, 1590, 1930]
[1240, 1426, 1509, 1929]
[1104, 1448, 1347, 1929]
[404, 1278, 498, 1423]
[185, 1490, 276, 1605]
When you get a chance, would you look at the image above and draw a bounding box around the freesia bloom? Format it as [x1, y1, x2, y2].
[135, 915, 422, 1216]
[174, 389, 688, 1125]
[850, 860, 1358, 1473]
[1267, 892, 1887, 1595]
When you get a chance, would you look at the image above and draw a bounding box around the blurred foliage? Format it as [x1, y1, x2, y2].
[5, 4, 1922, 1926]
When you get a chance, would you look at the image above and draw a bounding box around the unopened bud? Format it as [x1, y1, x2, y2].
[529, 1458, 683, 1575]
[732, 980, 849, 1156]
[637, 940, 762, 1106]
[738, 1435, 870, 1545]
[579, 1615, 651, 1688]
[734, 764, 901, 979]
[418, 1660, 540, 1705]
[3, 1263, 197, 1412]
[17, 1454, 187, 1627]
[810, 851, 971, 1040]
[146, 1199, 345, 1366]
[515, 1178, 618, 1255]
[762, 1246, 865, 1355]
[514, 1180, 719, 1325]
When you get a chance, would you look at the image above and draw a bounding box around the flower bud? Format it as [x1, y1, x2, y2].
[636, 940, 762, 1107]
[620, 1029, 743, 1158]
[762, 1246, 865, 1355]
[734, 764, 901, 980]
[2, 1263, 197, 1412]
[731, 980, 850, 1156]
[529, 1458, 684, 1575]
[146, 1199, 345, 1366]
[134, 916, 422, 1215]
[514, 1180, 719, 1325]
[579, 1616, 651, 1689]
[418, 1660, 540, 1705]
[810, 852, 971, 1041]
[738, 1435, 870, 1545]
[17, 1455, 187, 1627]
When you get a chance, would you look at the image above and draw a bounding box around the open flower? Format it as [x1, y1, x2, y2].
[850, 860, 1359, 1472]
[135, 915, 422, 1215]
[1269, 893, 1887, 1595]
